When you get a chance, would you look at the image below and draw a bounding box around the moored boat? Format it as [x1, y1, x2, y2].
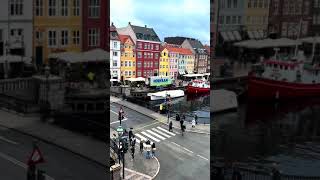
[147, 90, 185, 101]
[186, 79, 210, 94]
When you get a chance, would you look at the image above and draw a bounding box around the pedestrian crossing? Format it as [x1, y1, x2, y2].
[133, 126, 179, 144]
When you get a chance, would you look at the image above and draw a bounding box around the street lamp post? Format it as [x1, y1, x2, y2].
[44, 65, 50, 120]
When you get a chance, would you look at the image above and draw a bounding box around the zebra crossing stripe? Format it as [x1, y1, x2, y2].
[141, 131, 160, 142]
[135, 133, 147, 142]
[151, 128, 172, 138]
[146, 130, 166, 140]
[157, 126, 176, 136]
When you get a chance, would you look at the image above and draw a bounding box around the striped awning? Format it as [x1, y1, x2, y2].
[233, 31, 242, 41]
[227, 31, 236, 41]
[220, 32, 229, 42]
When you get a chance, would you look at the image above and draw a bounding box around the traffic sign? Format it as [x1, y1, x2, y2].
[27, 146, 45, 166]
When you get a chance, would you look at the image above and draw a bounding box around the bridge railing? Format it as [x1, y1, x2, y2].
[0, 78, 34, 93]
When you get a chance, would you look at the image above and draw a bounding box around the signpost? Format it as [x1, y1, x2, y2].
[27, 144, 45, 180]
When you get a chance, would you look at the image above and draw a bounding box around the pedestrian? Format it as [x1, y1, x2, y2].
[182, 114, 186, 122]
[271, 165, 281, 180]
[169, 121, 173, 132]
[131, 135, 136, 147]
[129, 128, 133, 143]
[145, 142, 151, 159]
[192, 119, 196, 128]
[130, 144, 135, 161]
[176, 113, 180, 121]
[151, 142, 156, 158]
[180, 119, 184, 136]
[140, 140, 144, 154]
[195, 114, 198, 125]
[232, 167, 242, 180]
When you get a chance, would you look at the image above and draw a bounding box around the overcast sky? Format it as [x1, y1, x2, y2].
[110, 0, 210, 45]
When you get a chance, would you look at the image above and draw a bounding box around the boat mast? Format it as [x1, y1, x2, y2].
[294, 18, 303, 58]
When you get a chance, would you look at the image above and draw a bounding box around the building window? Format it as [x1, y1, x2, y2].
[137, 71, 141, 77]
[48, 30, 57, 47]
[133, 62, 136, 66]
[258, 0, 263, 8]
[248, 0, 252, 8]
[233, 0, 238, 8]
[144, 62, 147, 68]
[137, 52, 142, 58]
[137, 61, 141, 68]
[227, 0, 231, 8]
[113, 52, 118, 56]
[48, 0, 57, 16]
[144, 43, 148, 49]
[264, 0, 269, 8]
[304, 1, 310, 15]
[144, 52, 147, 58]
[72, 30, 80, 45]
[125, 61, 128, 67]
[253, 0, 258, 8]
[155, 45, 159, 50]
[61, 30, 68, 46]
[113, 60, 117, 67]
[237, 16, 242, 24]
[155, 53, 159, 59]
[138, 42, 142, 49]
[133, 71, 136, 76]
[273, 0, 279, 15]
[114, 42, 117, 49]
[73, 0, 80, 16]
[35, 0, 43, 16]
[296, 0, 302, 14]
[60, 0, 68, 16]
[283, 0, 289, 15]
[281, 22, 288, 37]
[226, 16, 231, 24]
[35, 31, 43, 42]
[89, 0, 100, 17]
[232, 16, 237, 24]
[10, 0, 23, 16]
[88, 28, 100, 46]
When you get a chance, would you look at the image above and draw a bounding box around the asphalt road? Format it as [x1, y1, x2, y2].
[0, 126, 107, 180]
[110, 102, 210, 180]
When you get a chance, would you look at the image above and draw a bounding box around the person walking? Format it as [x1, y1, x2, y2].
[180, 119, 184, 136]
[169, 121, 173, 132]
[140, 140, 144, 154]
[145, 141, 151, 159]
[192, 119, 196, 128]
[151, 142, 156, 158]
[129, 128, 133, 144]
[130, 144, 135, 161]
[176, 113, 180, 121]
[194, 114, 198, 125]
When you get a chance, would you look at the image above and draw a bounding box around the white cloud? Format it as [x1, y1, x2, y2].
[110, 0, 210, 43]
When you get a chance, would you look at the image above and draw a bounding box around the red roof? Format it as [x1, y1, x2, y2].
[166, 47, 193, 55]
[118, 34, 134, 44]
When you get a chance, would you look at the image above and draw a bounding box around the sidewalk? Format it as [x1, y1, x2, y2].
[0, 109, 153, 179]
[110, 129, 159, 179]
[111, 96, 210, 134]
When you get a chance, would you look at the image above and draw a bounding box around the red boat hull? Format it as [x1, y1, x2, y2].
[186, 85, 210, 94]
[248, 76, 320, 100]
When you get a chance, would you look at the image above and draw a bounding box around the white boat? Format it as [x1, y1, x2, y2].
[147, 90, 185, 101]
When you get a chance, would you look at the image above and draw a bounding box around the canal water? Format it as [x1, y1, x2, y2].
[213, 98, 320, 176]
[127, 94, 210, 124]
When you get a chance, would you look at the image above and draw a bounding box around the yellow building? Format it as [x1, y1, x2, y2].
[33, 0, 82, 65]
[159, 48, 169, 76]
[119, 35, 136, 80]
[245, 0, 270, 37]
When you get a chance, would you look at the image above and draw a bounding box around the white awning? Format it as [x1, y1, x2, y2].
[233, 31, 242, 41]
[227, 31, 235, 41]
[248, 31, 255, 39]
[0, 55, 32, 63]
[49, 48, 109, 63]
[126, 77, 145, 82]
[300, 36, 320, 44]
[179, 70, 185, 75]
[220, 32, 229, 42]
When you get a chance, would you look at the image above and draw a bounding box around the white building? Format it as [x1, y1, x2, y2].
[110, 23, 121, 82]
[0, 0, 33, 58]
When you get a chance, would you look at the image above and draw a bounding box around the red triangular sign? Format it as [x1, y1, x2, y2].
[28, 147, 45, 166]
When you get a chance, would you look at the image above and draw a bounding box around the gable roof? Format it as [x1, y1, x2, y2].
[130, 24, 160, 42]
[110, 23, 119, 41]
[164, 37, 189, 45]
[166, 47, 193, 55]
[118, 34, 134, 44]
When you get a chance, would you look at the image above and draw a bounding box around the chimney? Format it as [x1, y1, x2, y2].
[128, 22, 131, 25]
[111, 22, 114, 26]
[145, 25, 147, 28]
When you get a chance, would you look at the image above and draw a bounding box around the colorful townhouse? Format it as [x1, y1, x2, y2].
[119, 34, 136, 80]
[33, 0, 82, 66]
[177, 48, 193, 75]
[117, 22, 161, 78]
[167, 47, 179, 79]
[159, 47, 169, 76]
[0, 0, 33, 59]
[82, 0, 108, 51]
[185, 50, 195, 74]
[110, 23, 120, 81]
[244, 0, 270, 39]
[311, 0, 320, 35]
[204, 45, 210, 73]
[268, 0, 312, 38]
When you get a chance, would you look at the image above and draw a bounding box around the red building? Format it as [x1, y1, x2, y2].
[82, 0, 108, 51]
[117, 23, 161, 78]
[268, 0, 312, 38]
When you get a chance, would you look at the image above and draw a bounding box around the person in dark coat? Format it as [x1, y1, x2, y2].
[151, 142, 156, 157]
[195, 114, 198, 124]
[129, 128, 133, 143]
[169, 121, 173, 132]
[176, 114, 180, 121]
[139, 140, 144, 154]
[130, 144, 135, 160]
